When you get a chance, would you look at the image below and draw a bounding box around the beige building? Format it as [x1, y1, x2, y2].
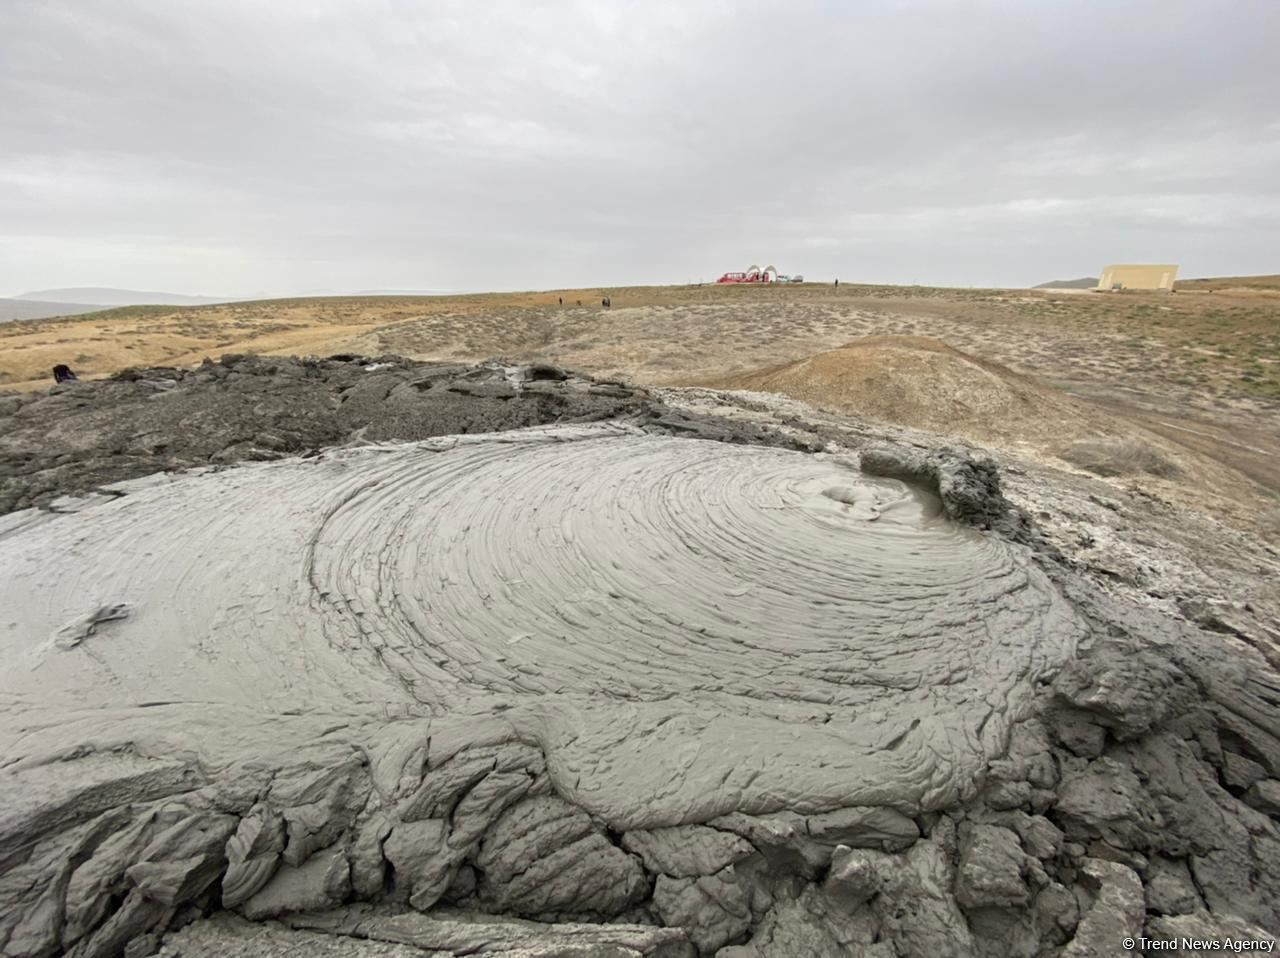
[1096, 264, 1179, 292]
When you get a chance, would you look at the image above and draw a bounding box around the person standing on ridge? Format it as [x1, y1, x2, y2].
[834, 278, 839, 289]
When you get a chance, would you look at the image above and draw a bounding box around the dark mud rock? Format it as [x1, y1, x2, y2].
[718, 881, 891, 958]
[1034, 882, 1080, 942]
[857, 443, 1043, 545]
[62, 815, 155, 946]
[0, 755, 200, 864]
[1222, 751, 1267, 791]
[824, 827, 977, 958]
[804, 806, 920, 853]
[381, 742, 545, 911]
[272, 759, 369, 868]
[221, 804, 286, 908]
[1052, 639, 1197, 741]
[1060, 858, 1144, 958]
[1009, 813, 1064, 861]
[982, 721, 1059, 815]
[348, 810, 392, 900]
[621, 825, 754, 878]
[1, 816, 123, 957]
[0, 755, 201, 955]
[1244, 779, 1280, 816]
[955, 823, 1032, 909]
[397, 743, 543, 822]
[652, 867, 752, 954]
[474, 795, 648, 919]
[383, 819, 451, 910]
[239, 844, 350, 920]
[66, 889, 172, 958]
[441, 768, 536, 854]
[706, 813, 827, 879]
[524, 362, 569, 381]
[824, 846, 893, 906]
[1144, 856, 1200, 916]
[123, 812, 238, 907]
[1050, 707, 1108, 759]
[643, 410, 821, 453]
[1053, 756, 1163, 850]
[1116, 732, 1280, 928]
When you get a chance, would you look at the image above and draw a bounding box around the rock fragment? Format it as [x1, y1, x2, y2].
[1060, 858, 1144, 958]
[239, 845, 350, 920]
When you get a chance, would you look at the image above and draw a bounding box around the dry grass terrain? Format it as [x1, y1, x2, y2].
[3, 281, 1276, 403]
[1176, 273, 1280, 292]
[705, 335, 1275, 526]
[2, 279, 1276, 527]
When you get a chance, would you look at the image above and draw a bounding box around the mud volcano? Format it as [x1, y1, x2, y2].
[2, 426, 1076, 819]
[1, 419, 1277, 956]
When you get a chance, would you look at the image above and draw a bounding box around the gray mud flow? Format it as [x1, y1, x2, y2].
[0, 364, 1277, 957]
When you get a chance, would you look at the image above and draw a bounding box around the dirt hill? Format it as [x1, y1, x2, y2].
[1034, 277, 1098, 289]
[708, 335, 1100, 445]
[706, 335, 1273, 524]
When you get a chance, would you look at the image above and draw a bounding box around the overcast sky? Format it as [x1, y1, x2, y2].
[2, 0, 1277, 297]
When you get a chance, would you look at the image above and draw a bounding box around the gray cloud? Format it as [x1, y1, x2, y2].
[2, 0, 1277, 295]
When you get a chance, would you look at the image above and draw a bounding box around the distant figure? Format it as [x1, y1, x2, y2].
[834, 278, 839, 289]
[558, 296, 563, 306]
[576, 299, 581, 306]
[52, 364, 78, 384]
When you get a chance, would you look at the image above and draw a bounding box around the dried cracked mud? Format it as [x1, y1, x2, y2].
[0, 357, 1277, 957]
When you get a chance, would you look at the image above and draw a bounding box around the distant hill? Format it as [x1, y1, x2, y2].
[1034, 277, 1099, 290]
[15, 287, 234, 307]
[351, 288, 458, 296]
[0, 298, 109, 322]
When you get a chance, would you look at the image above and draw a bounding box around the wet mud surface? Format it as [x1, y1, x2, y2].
[1, 361, 1277, 956]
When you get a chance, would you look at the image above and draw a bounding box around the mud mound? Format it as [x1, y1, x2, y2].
[0, 428, 1076, 824]
[1, 424, 1277, 956]
[710, 336, 1096, 446]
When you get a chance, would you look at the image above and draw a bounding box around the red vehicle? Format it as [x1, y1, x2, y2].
[716, 264, 778, 284]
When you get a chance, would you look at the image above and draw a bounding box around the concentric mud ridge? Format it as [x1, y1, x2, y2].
[0, 426, 1077, 823]
[1, 417, 1277, 956]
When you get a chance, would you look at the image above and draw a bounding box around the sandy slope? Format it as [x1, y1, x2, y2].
[704, 335, 1276, 527]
